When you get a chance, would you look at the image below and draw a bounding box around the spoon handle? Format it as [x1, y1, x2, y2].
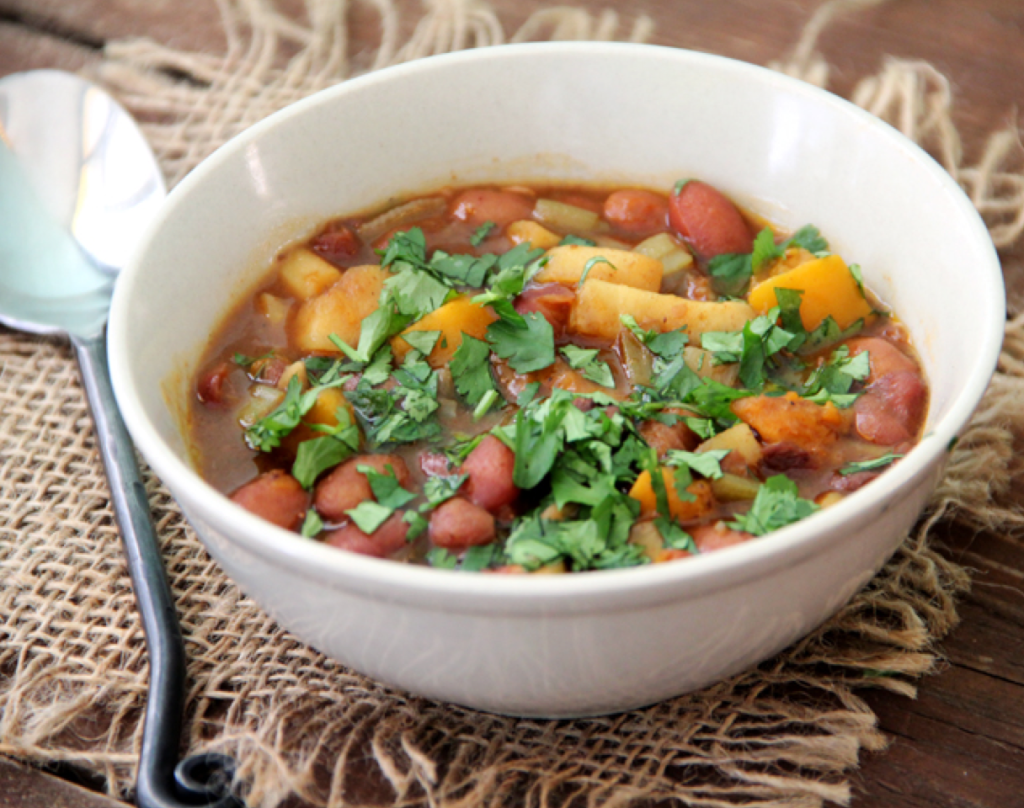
[72, 332, 238, 808]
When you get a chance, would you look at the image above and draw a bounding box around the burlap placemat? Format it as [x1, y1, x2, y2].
[3, 1, 1024, 806]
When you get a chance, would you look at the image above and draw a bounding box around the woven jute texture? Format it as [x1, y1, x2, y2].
[3, 1, 1024, 806]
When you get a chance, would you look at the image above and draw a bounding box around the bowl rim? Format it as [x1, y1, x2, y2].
[108, 40, 1005, 613]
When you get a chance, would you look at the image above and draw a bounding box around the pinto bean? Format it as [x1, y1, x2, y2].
[314, 454, 411, 522]
[830, 470, 881, 493]
[514, 283, 576, 337]
[450, 188, 534, 227]
[668, 180, 753, 258]
[323, 513, 410, 558]
[230, 470, 309, 530]
[197, 361, 233, 405]
[691, 522, 753, 553]
[603, 189, 669, 236]
[460, 435, 519, 512]
[429, 497, 496, 550]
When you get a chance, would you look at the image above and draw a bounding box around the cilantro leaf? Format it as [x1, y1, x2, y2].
[751, 227, 783, 273]
[357, 464, 417, 509]
[245, 375, 318, 452]
[425, 547, 458, 569]
[840, 452, 903, 475]
[560, 234, 597, 247]
[729, 475, 819, 536]
[422, 473, 467, 507]
[293, 435, 354, 488]
[300, 509, 323, 538]
[345, 500, 393, 534]
[560, 345, 615, 388]
[787, 224, 828, 255]
[579, 256, 616, 287]
[656, 517, 697, 553]
[708, 253, 752, 298]
[400, 330, 442, 356]
[488, 311, 555, 373]
[450, 334, 498, 406]
[665, 449, 730, 480]
[460, 544, 496, 571]
[802, 345, 870, 407]
[620, 315, 688, 358]
[470, 221, 496, 246]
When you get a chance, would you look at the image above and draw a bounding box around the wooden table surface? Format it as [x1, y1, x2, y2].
[2, 1, 1023, 806]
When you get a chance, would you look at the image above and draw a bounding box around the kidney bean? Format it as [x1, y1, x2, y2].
[197, 361, 233, 405]
[845, 337, 917, 383]
[603, 189, 669, 236]
[691, 522, 753, 553]
[450, 188, 534, 227]
[460, 435, 519, 512]
[854, 371, 928, 445]
[429, 497, 496, 550]
[668, 180, 753, 258]
[323, 513, 410, 558]
[230, 469, 309, 530]
[515, 283, 576, 337]
[314, 454, 411, 522]
[310, 223, 360, 266]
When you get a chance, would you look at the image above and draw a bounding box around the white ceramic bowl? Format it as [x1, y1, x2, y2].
[108, 42, 1003, 717]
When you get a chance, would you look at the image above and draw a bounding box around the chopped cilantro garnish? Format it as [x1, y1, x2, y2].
[450, 334, 498, 406]
[422, 473, 467, 507]
[673, 179, 693, 195]
[560, 345, 615, 388]
[358, 464, 417, 509]
[473, 389, 500, 421]
[708, 252, 753, 298]
[488, 311, 555, 374]
[425, 547, 458, 569]
[233, 350, 273, 369]
[460, 544, 496, 571]
[300, 509, 323, 538]
[579, 256, 616, 287]
[801, 345, 870, 407]
[620, 314, 689, 359]
[292, 410, 360, 488]
[470, 221, 496, 246]
[400, 330, 442, 356]
[728, 475, 819, 536]
[560, 234, 597, 247]
[656, 517, 697, 553]
[665, 449, 730, 481]
[345, 500, 393, 534]
[839, 453, 903, 475]
[245, 375, 320, 452]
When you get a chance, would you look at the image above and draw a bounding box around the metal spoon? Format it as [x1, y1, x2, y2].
[0, 70, 238, 808]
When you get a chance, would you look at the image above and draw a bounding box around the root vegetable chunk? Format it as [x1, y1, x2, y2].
[731, 392, 844, 452]
[748, 255, 872, 331]
[536, 245, 663, 292]
[291, 265, 390, 352]
[570, 278, 754, 345]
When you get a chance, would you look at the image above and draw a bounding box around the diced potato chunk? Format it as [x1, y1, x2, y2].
[696, 423, 762, 468]
[277, 361, 308, 391]
[570, 279, 754, 345]
[507, 220, 561, 250]
[256, 293, 291, 326]
[291, 265, 390, 353]
[392, 297, 497, 367]
[748, 254, 872, 331]
[278, 249, 343, 299]
[536, 245, 662, 292]
[628, 471, 714, 521]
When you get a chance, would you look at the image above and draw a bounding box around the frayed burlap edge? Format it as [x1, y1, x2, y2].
[2, 1, 1023, 806]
